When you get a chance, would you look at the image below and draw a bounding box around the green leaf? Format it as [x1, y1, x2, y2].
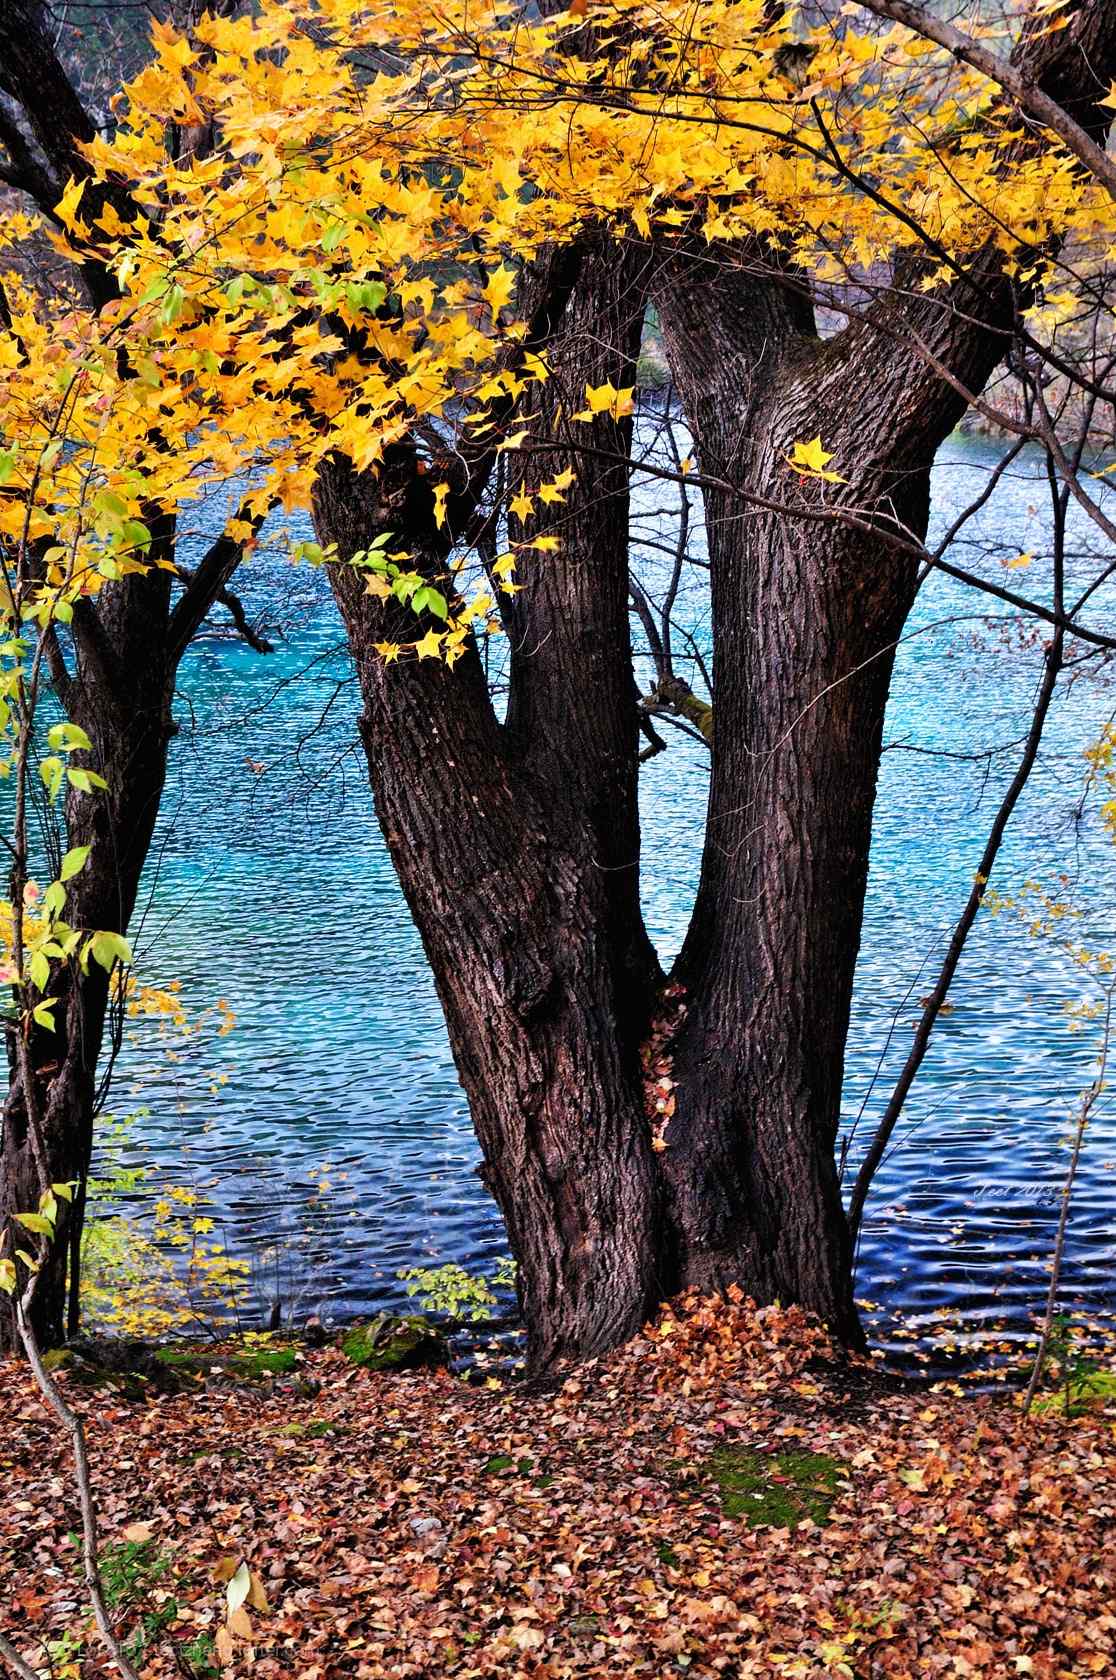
[95, 489, 128, 524]
[121, 519, 153, 554]
[32, 1000, 57, 1030]
[28, 950, 50, 991]
[87, 930, 132, 972]
[51, 1181, 75, 1202]
[0, 1258, 16, 1294]
[42, 881, 65, 921]
[60, 844, 91, 881]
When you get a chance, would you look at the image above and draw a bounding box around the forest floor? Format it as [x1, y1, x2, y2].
[2, 1291, 1114, 1680]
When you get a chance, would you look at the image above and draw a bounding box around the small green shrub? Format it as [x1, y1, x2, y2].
[180, 1631, 220, 1679]
[397, 1258, 515, 1321]
[98, 1539, 172, 1610]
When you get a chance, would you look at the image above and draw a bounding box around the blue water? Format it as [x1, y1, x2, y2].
[103, 429, 1116, 1360]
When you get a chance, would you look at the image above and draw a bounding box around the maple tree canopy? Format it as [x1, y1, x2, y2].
[2, 0, 1114, 658]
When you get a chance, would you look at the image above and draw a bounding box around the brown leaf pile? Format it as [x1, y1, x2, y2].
[2, 1293, 1115, 1679]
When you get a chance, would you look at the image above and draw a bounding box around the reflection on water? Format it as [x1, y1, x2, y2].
[106, 432, 1116, 1359]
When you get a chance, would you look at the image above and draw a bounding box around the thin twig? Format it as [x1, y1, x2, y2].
[1022, 992, 1113, 1415]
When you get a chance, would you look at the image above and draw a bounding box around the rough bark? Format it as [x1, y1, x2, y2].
[642, 0, 1116, 1328]
[317, 457, 662, 1370]
[503, 235, 662, 1036]
[315, 238, 667, 1369]
[317, 0, 1116, 1367]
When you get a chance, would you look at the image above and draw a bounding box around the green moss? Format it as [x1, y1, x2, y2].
[482, 1454, 515, 1475]
[228, 1347, 297, 1377]
[154, 1343, 297, 1380]
[275, 1418, 338, 1440]
[703, 1446, 847, 1529]
[340, 1315, 448, 1371]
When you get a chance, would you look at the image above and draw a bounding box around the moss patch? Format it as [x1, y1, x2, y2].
[275, 1418, 340, 1440]
[340, 1315, 448, 1372]
[704, 1446, 847, 1529]
[153, 1343, 297, 1381]
[228, 1347, 297, 1377]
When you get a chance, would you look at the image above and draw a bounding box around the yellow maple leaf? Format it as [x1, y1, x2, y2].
[432, 481, 450, 530]
[483, 265, 516, 316]
[786, 436, 846, 483]
[415, 628, 444, 659]
[375, 641, 402, 664]
[55, 176, 87, 233]
[574, 381, 635, 422]
[508, 488, 534, 522]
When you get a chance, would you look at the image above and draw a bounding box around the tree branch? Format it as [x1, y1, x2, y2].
[166, 506, 270, 667]
[847, 466, 1071, 1245]
[857, 0, 1116, 200]
[0, 1632, 41, 1680]
[173, 563, 273, 655]
[0, 102, 61, 219]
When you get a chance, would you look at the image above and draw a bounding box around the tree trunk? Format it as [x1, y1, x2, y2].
[0, 574, 175, 1352]
[318, 456, 662, 1368]
[314, 237, 669, 1369]
[659, 432, 927, 1344]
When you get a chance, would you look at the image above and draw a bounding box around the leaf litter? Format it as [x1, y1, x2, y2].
[2, 1290, 1114, 1679]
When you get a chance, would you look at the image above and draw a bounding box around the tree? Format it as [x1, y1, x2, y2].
[0, 0, 272, 1351]
[4, 0, 1116, 1369]
[310, 0, 1116, 1363]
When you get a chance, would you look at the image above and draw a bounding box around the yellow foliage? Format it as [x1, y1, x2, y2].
[0, 0, 1112, 671]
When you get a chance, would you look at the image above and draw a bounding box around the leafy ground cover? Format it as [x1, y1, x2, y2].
[2, 1293, 1114, 1679]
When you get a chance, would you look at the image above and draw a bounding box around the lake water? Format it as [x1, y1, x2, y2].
[102, 429, 1116, 1367]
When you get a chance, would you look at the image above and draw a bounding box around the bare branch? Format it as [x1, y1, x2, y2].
[166, 505, 271, 666]
[173, 562, 274, 655]
[0, 1632, 42, 1680]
